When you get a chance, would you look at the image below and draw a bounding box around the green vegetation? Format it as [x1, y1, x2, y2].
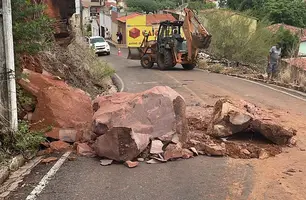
[1, 121, 47, 158]
[126, 0, 214, 13]
[275, 27, 300, 57]
[201, 12, 276, 68]
[226, 0, 306, 28]
[12, 0, 53, 69]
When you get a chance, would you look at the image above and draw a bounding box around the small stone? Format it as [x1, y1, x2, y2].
[0, 166, 9, 185]
[288, 137, 297, 146]
[41, 157, 58, 164]
[190, 147, 199, 156]
[100, 159, 113, 166]
[9, 155, 25, 172]
[182, 149, 194, 159]
[150, 140, 164, 154]
[68, 156, 77, 161]
[37, 148, 53, 156]
[137, 158, 145, 162]
[259, 149, 269, 159]
[50, 141, 70, 151]
[77, 143, 95, 157]
[124, 160, 139, 168]
[146, 159, 160, 164]
[197, 150, 205, 155]
[299, 148, 306, 151]
[202, 143, 226, 156]
[241, 149, 251, 155]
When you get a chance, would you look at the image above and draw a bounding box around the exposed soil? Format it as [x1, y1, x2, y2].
[186, 104, 284, 159]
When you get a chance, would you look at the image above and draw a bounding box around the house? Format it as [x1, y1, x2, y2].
[116, 13, 176, 46]
[116, 13, 141, 44]
[125, 14, 176, 47]
[81, 0, 104, 36]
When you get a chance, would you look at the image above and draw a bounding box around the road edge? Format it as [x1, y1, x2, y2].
[111, 73, 125, 92]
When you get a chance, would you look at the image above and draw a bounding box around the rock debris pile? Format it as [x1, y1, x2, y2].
[19, 71, 297, 167]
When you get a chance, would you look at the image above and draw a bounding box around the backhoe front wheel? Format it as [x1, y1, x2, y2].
[182, 63, 196, 70]
[141, 55, 154, 69]
[157, 50, 174, 70]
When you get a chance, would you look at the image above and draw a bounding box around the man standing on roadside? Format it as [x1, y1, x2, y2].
[267, 43, 282, 80]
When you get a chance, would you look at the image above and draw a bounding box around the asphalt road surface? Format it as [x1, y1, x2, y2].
[8, 47, 306, 200]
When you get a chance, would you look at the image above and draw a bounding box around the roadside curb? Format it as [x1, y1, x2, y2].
[197, 68, 306, 94]
[111, 73, 125, 92]
[0, 155, 26, 186]
[0, 156, 42, 199]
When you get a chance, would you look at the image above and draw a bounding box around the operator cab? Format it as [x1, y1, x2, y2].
[157, 20, 188, 53]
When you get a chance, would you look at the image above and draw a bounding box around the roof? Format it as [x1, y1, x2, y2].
[283, 58, 306, 71]
[117, 13, 140, 23]
[267, 23, 306, 41]
[146, 14, 176, 25]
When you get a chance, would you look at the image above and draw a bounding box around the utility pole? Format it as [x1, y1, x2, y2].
[0, 0, 10, 129]
[1, 0, 18, 131]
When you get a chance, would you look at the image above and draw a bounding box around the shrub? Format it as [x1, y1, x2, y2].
[199, 11, 276, 71]
[1, 121, 47, 158]
[275, 27, 300, 58]
[12, 0, 53, 62]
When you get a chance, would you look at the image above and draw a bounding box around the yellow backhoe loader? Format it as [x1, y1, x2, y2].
[127, 8, 211, 70]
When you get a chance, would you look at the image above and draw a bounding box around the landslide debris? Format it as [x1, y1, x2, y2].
[25, 83, 296, 166]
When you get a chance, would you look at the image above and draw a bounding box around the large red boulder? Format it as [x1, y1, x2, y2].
[92, 86, 189, 161]
[19, 69, 92, 141]
[207, 99, 296, 145]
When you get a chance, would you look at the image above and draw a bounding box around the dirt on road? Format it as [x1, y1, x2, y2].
[185, 92, 306, 200]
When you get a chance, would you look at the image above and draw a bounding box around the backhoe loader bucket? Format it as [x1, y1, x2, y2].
[127, 47, 142, 60]
[192, 33, 212, 49]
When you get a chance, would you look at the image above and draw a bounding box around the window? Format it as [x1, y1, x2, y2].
[90, 37, 105, 44]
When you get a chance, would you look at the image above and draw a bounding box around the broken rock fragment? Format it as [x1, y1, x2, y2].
[93, 127, 150, 161]
[201, 143, 226, 156]
[124, 161, 139, 168]
[207, 99, 296, 145]
[76, 143, 95, 157]
[163, 143, 193, 161]
[92, 86, 189, 161]
[100, 159, 113, 166]
[150, 140, 164, 154]
[50, 141, 70, 151]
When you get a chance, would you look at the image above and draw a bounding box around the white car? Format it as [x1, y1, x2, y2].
[89, 36, 110, 56]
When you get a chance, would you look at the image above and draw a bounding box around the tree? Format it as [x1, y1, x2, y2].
[12, 0, 53, 67]
[263, 0, 306, 28]
[275, 27, 300, 57]
[126, 0, 159, 13]
[227, 0, 243, 10]
[188, 1, 216, 11]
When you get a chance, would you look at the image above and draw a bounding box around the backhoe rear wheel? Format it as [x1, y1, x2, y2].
[182, 63, 196, 70]
[141, 55, 154, 69]
[157, 50, 174, 70]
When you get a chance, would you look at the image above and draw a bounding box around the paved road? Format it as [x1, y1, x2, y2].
[8, 47, 306, 200]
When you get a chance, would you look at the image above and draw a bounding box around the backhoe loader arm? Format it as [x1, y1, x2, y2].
[182, 8, 212, 61]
